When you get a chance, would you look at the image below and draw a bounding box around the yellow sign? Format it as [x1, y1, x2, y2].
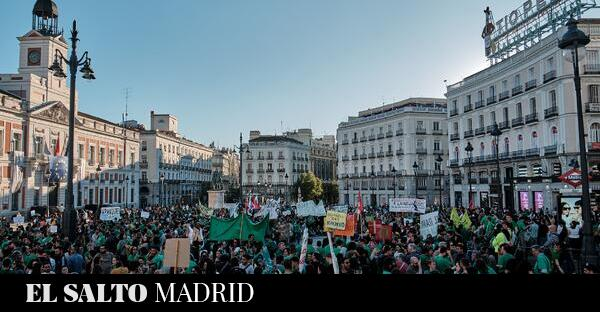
[324, 211, 347, 231]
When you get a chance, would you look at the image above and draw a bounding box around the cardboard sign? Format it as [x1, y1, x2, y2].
[334, 214, 356, 237]
[163, 238, 190, 269]
[324, 211, 347, 231]
[389, 198, 427, 214]
[332, 205, 349, 213]
[296, 200, 326, 217]
[99, 207, 121, 221]
[368, 221, 393, 242]
[420, 211, 439, 239]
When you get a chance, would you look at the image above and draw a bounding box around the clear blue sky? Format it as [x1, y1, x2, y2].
[1, 0, 599, 148]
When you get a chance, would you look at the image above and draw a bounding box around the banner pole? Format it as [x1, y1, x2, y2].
[174, 239, 179, 274]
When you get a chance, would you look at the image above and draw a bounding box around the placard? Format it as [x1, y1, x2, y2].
[163, 238, 190, 269]
[49, 225, 58, 233]
[99, 207, 121, 221]
[324, 211, 347, 231]
[420, 211, 439, 239]
[141, 211, 150, 219]
[389, 198, 426, 214]
[12, 216, 25, 225]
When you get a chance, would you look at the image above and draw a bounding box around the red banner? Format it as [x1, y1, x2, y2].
[368, 220, 393, 242]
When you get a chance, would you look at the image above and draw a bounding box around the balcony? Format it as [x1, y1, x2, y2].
[474, 156, 485, 163]
[584, 64, 600, 74]
[464, 130, 474, 138]
[586, 102, 600, 113]
[386, 151, 394, 157]
[525, 148, 540, 157]
[432, 129, 443, 135]
[544, 145, 557, 155]
[377, 133, 385, 140]
[359, 137, 367, 142]
[352, 155, 359, 160]
[512, 117, 524, 127]
[453, 176, 462, 184]
[468, 178, 478, 184]
[416, 128, 427, 135]
[352, 138, 359, 144]
[499, 91, 510, 101]
[277, 168, 286, 173]
[396, 149, 404, 156]
[341, 155, 349, 162]
[377, 152, 385, 158]
[512, 85, 523, 96]
[368, 153, 376, 159]
[433, 149, 444, 155]
[475, 100, 485, 109]
[545, 106, 558, 119]
[450, 134, 460, 141]
[386, 131, 393, 138]
[525, 113, 539, 124]
[475, 127, 486, 136]
[525, 79, 537, 91]
[450, 109, 458, 117]
[341, 140, 349, 145]
[246, 169, 254, 174]
[257, 169, 265, 174]
[543, 70, 557, 83]
[360, 154, 367, 160]
[266, 169, 274, 173]
[499, 152, 510, 160]
[278, 156, 285, 160]
[416, 148, 428, 155]
[450, 159, 459, 167]
[512, 150, 524, 158]
[266, 156, 273, 160]
[396, 130, 404, 136]
[487, 96, 497, 105]
[499, 120, 510, 130]
[479, 177, 489, 184]
[368, 135, 376, 141]
[257, 156, 265, 160]
[415, 169, 429, 176]
[464, 104, 473, 112]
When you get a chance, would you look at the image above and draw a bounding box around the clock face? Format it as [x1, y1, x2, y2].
[28, 50, 41, 65]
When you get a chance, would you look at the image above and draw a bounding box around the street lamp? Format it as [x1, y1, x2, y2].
[160, 173, 165, 207]
[559, 17, 597, 268]
[491, 123, 503, 211]
[96, 164, 101, 213]
[125, 175, 129, 209]
[391, 167, 397, 200]
[49, 20, 95, 241]
[413, 162, 419, 199]
[370, 172, 376, 208]
[465, 142, 474, 209]
[435, 155, 444, 209]
[285, 173, 289, 204]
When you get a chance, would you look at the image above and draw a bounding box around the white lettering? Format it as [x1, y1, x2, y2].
[212, 283, 228, 303]
[78, 284, 94, 303]
[238, 283, 254, 303]
[155, 283, 175, 302]
[129, 284, 147, 303]
[63, 284, 78, 303]
[176, 284, 192, 303]
[111, 284, 127, 303]
[194, 283, 211, 303]
[26, 284, 56, 303]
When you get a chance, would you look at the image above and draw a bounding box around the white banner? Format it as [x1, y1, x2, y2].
[389, 198, 427, 214]
[12, 215, 25, 225]
[296, 200, 326, 217]
[224, 203, 239, 218]
[141, 211, 150, 219]
[333, 205, 349, 213]
[208, 191, 225, 209]
[298, 226, 309, 273]
[420, 211, 439, 239]
[100, 207, 121, 221]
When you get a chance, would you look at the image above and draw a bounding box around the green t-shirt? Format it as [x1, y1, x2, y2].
[497, 253, 514, 271]
[419, 254, 431, 265]
[534, 253, 552, 274]
[434, 255, 453, 274]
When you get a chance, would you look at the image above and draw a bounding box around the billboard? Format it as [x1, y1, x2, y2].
[560, 197, 583, 225]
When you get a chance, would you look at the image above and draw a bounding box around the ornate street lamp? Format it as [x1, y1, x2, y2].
[435, 155, 444, 209]
[160, 173, 165, 207]
[391, 167, 397, 200]
[96, 164, 101, 213]
[559, 17, 597, 268]
[491, 123, 503, 211]
[413, 162, 419, 199]
[465, 142, 474, 208]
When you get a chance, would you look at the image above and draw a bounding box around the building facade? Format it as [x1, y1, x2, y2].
[446, 19, 600, 212]
[139, 112, 213, 207]
[0, 0, 141, 215]
[211, 147, 240, 190]
[337, 98, 448, 208]
[242, 131, 310, 201]
[310, 135, 337, 182]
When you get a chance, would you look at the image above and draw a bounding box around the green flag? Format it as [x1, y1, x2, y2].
[208, 214, 269, 242]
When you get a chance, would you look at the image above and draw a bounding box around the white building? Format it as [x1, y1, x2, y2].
[446, 17, 600, 211]
[242, 130, 310, 201]
[211, 147, 240, 189]
[139, 111, 213, 207]
[336, 98, 448, 208]
[0, 0, 141, 214]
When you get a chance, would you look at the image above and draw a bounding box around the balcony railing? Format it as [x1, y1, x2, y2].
[584, 64, 600, 74]
[368, 153, 376, 159]
[341, 140, 349, 145]
[277, 168, 286, 173]
[246, 169, 254, 174]
[386, 131, 394, 138]
[396, 149, 404, 156]
[433, 149, 444, 155]
[475, 127, 485, 136]
[475, 100, 485, 109]
[416, 128, 427, 135]
[544, 145, 557, 155]
[450, 134, 460, 141]
[464, 104, 473, 112]
[352, 138, 359, 144]
[474, 156, 486, 163]
[257, 169, 265, 174]
[545, 106, 558, 119]
[450, 109, 458, 116]
[257, 156, 264, 160]
[453, 177, 462, 184]
[360, 154, 367, 159]
[352, 155, 359, 160]
[525, 148, 540, 157]
[377, 152, 385, 158]
[450, 159, 459, 167]
[468, 178, 478, 184]
[278, 156, 285, 160]
[525, 113, 539, 124]
[498, 121, 509, 130]
[479, 177, 489, 184]
[416, 148, 428, 155]
[512, 117, 524, 127]
[525, 79, 537, 91]
[487, 96, 497, 105]
[432, 129, 443, 135]
[368, 135, 376, 141]
[266, 169, 274, 173]
[499, 152, 510, 160]
[266, 156, 273, 160]
[512, 150, 524, 158]
[586, 102, 600, 113]
[377, 133, 385, 140]
[543, 70, 557, 83]
[360, 137, 367, 142]
[386, 151, 394, 157]
[512, 85, 523, 96]
[396, 129, 404, 136]
[499, 91, 510, 101]
[464, 130, 474, 138]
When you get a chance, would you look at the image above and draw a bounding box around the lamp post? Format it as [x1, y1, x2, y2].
[285, 173, 289, 204]
[239, 133, 243, 209]
[370, 172, 376, 208]
[491, 123, 503, 211]
[413, 162, 419, 199]
[125, 175, 129, 209]
[391, 167, 397, 200]
[96, 164, 101, 213]
[559, 17, 597, 268]
[49, 21, 95, 241]
[465, 142, 474, 209]
[160, 173, 165, 207]
[436, 155, 444, 209]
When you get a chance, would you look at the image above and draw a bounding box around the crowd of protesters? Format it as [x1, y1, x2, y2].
[0, 202, 598, 275]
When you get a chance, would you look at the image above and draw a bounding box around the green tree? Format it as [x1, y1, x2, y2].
[322, 182, 339, 206]
[292, 172, 323, 202]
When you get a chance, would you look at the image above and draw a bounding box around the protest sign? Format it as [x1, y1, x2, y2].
[208, 191, 225, 209]
[141, 211, 150, 219]
[163, 238, 190, 269]
[389, 198, 426, 214]
[296, 200, 326, 217]
[368, 220, 393, 242]
[49, 225, 58, 233]
[324, 211, 347, 231]
[99, 207, 121, 221]
[332, 205, 349, 213]
[334, 214, 355, 237]
[12, 215, 25, 225]
[420, 211, 439, 239]
[30, 210, 36, 217]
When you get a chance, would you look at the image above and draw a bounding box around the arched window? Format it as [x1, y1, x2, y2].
[532, 131, 539, 149]
[504, 138, 510, 154]
[551, 127, 559, 146]
[491, 139, 497, 155]
[591, 123, 600, 142]
[454, 146, 460, 160]
[480, 142, 485, 157]
[517, 134, 524, 151]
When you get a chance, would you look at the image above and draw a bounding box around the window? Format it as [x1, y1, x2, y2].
[551, 127, 559, 146]
[78, 144, 84, 159]
[502, 80, 508, 92]
[478, 90, 484, 101]
[398, 122, 403, 131]
[590, 85, 600, 103]
[504, 138, 510, 154]
[503, 107, 509, 122]
[416, 139, 424, 149]
[528, 67, 535, 80]
[108, 150, 115, 166]
[517, 135, 524, 151]
[89, 146, 96, 164]
[549, 90, 557, 108]
[12, 133, 22, 152]
[529, 98, 537, 114]
[417, 121, 424, 130]
[452, 100, 457, 110]
[453, 122, 459, 134]
[467, 95, 472, 105]
[434, 140, 440, 151]
[587, 50, 599, 65]
[99, 147, 106, 165]
[516, 103, 522, 117]
[480, 142, 485, 156]
[532, 132, 539, 149]
[35, 137, 44, 155]
[433, 122, 440, 131]
[591, 123, 600, 142]
[490, 111, 496, 124]
[454, 147, 460, 160]
[546, 57, 555, 71]
[479, 115, 485, 128]
[467, 119, 473, 131]
[489, 85, 495, 97]
[0, 129, 3, 154]
[514, 74, 521, 87]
